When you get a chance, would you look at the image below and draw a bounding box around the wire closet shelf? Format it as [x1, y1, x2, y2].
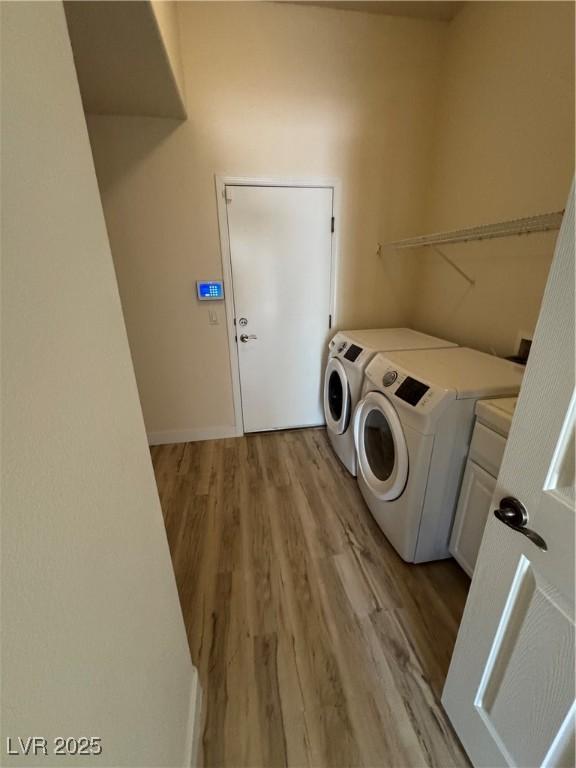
[385, 210, 564, 250]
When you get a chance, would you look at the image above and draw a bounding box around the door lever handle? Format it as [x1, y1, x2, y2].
[239, 334, 257, 343]
[493, 497, 547, 552]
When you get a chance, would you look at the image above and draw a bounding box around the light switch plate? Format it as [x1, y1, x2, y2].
[208, 309, 219, 326]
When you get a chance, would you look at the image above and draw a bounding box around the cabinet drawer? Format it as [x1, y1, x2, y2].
[469, 421, 507, 477]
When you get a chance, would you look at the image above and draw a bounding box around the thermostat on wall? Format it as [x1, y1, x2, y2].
[196, 281, 224, 300]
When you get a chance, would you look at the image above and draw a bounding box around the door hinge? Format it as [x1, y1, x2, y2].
[224, 187, 233, 204]
[331, 216, 335, 233]
[328, 314, 332, 329]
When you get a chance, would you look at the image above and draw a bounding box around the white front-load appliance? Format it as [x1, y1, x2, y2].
[353, 347, 524, 563]
[324, 328, 457, 475]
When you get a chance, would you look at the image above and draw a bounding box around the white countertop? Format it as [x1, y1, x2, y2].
[475, 396, 518, 437]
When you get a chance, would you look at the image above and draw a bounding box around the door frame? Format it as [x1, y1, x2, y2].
[215, 174, 342, 435]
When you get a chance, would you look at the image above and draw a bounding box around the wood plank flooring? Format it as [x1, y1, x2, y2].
[151, 428, 471, 768]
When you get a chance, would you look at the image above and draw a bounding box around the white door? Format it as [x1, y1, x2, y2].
[442, 183, 575, 768]
[226, 185, 333, 433]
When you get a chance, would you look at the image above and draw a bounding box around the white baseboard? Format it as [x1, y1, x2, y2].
[147, 426, 240, 445]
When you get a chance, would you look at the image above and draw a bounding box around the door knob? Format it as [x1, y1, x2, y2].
[239, 334, 257, 343]
[494, 497, 547, 551]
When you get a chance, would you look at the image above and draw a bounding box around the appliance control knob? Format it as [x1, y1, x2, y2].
[338, 342, 346, 353]
[382, 370, 398, 387]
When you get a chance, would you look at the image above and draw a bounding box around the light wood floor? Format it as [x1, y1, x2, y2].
[152, 428, 471, 768]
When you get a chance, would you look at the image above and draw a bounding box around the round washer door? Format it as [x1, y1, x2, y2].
[353, 391, 408, 501]
[324, 358, 351, 435]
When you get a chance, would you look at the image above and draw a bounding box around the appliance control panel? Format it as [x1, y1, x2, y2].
[394, 375, 430, 406]
[365, 355, 454, 415]
[343, 343, 363, 362]
[328, 334, 371, 367]
[382, 370, 398, 387]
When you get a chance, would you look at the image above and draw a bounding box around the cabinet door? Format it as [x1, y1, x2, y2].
[449, 460, 496, 576]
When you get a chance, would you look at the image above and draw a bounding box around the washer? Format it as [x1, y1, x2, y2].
[353, 347, 524, 563]
[324, 329, 457, 475]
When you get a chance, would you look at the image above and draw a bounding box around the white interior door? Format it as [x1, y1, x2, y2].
[226, 185, 333, 433]
[442, 182, 575, 768]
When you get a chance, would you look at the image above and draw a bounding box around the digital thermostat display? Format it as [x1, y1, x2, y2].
[197, 281, 224, 300]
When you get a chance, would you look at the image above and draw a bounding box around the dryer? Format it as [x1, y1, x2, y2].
[353, 347, 523, 563]
[324, 329, 457, 475]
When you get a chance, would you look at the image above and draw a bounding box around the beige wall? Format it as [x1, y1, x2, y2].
[411, 1, 575, 355]
[151, 0, 186, 106]
[88, 2, 575, 439]
[87, 2, 446, 440]
[64, 1, 186, 119]
[1, 3, 198, 765]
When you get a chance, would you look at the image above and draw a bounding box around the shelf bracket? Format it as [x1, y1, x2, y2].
[433, 247, 475, 286]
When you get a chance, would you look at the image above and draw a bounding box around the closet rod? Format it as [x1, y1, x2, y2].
[386, 210, 564, 249]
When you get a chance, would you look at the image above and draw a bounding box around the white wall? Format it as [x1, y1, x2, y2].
[412, 1, 575, 355]
[1, 3, 198, 765]
[87, 2, 446, 440]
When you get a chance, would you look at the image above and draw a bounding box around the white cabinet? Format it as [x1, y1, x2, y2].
[449, 460, 496, 576]
[449, 397, 516, 577]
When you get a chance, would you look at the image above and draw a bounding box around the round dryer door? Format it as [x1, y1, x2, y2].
[323, 358, 351, 435]
[353, 391, 408, 501]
